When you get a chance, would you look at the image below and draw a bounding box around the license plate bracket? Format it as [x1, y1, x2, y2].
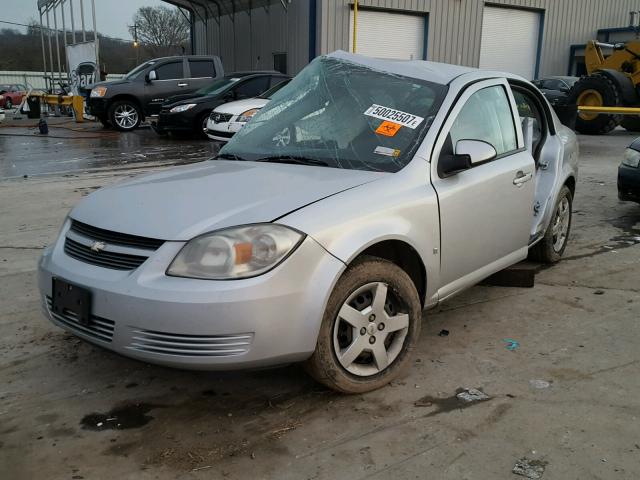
[51, 278, 92, 326]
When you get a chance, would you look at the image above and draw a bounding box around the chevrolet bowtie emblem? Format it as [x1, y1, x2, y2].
[90, 241, 106, 252]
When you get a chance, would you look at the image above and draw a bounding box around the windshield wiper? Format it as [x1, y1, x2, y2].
[254, 155, 330, 167]
[216, 153, 245, 161]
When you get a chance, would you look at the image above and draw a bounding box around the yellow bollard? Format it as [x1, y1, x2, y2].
[72, 95, 84, 123]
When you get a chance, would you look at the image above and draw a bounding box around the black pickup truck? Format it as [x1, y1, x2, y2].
[87, 55, 224, 131]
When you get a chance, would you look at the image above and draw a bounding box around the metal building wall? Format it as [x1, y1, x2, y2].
[317, 0, 640, 77]
[190, 1, 311, 74]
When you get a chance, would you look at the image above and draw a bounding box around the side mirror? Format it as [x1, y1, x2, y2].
[439, 140, 497, 177]
[146, 70, 157, 82]
[456, 139, 497, 164]
[225, 90, 237, 101]
[559, 86, 569, 93]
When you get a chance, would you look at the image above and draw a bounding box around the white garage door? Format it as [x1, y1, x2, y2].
[349, 9, 424, 60]
[479, 6, 540, 80]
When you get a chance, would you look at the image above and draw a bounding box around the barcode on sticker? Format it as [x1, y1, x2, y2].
[365, 104, 424, 129]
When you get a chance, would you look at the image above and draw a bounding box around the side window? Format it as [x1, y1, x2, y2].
[512, 89, 544, 157]
[188, 60, 215, 78]
[449, 85, 517, 156]
[155, 61, 183, 80]
[233, 77, 270, 99]
[270, 76, 287, 88]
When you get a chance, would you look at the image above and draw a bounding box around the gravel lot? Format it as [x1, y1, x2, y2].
[1, 125, 639, 479]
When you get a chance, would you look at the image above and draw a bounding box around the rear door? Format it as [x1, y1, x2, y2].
[430, 79, 535, 298]
[144, 59, 187, 115]
[186, 58, 218, 91]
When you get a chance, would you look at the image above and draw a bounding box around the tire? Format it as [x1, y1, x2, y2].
[567, 73, 622, 135]
[97, 115, 111, 128]
[196, 111, 212, 138]
[5, 97, 12, 109]
[108, 100, 141, 131]
[529, 185, 573, 263]
[305, 256, 422, 394]
[621, 116, 640, 132]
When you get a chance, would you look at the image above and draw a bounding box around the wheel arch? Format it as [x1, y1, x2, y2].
[348, 238, 428, 308]
[564, 175, 576, 197]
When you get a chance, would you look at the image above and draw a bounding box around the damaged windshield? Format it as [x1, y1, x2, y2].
[217, 56, 447, 173]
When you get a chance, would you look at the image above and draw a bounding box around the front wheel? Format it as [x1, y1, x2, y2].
[5, 97, 12, 109]
[108, 100, 142, 131]
[529, 185, 573, 263]
[305, 256, 421, 393]
[196, 111, 212, 138]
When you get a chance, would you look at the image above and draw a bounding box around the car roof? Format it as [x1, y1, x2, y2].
[328, 50, 479, 85]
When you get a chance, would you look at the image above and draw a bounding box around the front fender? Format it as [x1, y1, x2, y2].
[279, 165, 441, 306]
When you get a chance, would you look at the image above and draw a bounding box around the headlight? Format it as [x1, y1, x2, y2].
[167, 224, 304, 279]
[170, 103, 197, 113]
[622, 148, 640, 168]
[237, 108, 260, 123]
[90, 86, 107, 97]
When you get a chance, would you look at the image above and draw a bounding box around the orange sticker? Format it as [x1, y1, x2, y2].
[375, 121, 402, 137]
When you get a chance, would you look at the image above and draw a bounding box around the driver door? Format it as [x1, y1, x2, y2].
[430, 79, 535, 299]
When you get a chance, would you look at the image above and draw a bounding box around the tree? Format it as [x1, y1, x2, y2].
[129, 6, 190, 57]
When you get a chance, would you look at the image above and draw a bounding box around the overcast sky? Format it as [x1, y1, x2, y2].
[2, 0, 169, 40]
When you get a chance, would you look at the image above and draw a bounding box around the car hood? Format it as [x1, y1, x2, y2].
[213, 97, 269, 115]
[70, 160, 384, 240]
[90, 79, 131, 89]
[166, 93, 220, 108]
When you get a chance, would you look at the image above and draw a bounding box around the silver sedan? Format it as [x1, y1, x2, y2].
[38, 51, 578, 393]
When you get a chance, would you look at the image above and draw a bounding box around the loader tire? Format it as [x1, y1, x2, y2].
[621, 116, 640, 132]
[568, 73, 622, 135]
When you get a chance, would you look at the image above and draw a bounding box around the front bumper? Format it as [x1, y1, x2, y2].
[618, 163, 640, 203]
[38, 219, 345, 370]
[205, 118, 244, 142]
[86, 97, 108, 117]
[156, 110, 197, 132]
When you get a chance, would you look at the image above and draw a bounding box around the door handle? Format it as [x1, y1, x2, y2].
[177, 82, 188, 87]
[513, 171, 533, 186]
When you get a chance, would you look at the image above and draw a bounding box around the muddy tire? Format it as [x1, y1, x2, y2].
[304, 256, 422, 394]
[529, 186, 573, 263]
[621, 116, 640, 132]
[568, 74, 622, 135]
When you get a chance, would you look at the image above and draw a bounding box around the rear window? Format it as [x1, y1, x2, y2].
[189, 60, 215, 78]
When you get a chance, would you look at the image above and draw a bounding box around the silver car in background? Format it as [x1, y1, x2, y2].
[38, 51, 578, 393]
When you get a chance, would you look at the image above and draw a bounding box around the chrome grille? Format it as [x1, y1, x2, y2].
[128, 329, 253, 357]
[64, 220, 163, 271]
[210, 112, 232, 124]
[64, 237, 148, 270]
[46, 296, 114, 343]
[70, 220, 164, 250]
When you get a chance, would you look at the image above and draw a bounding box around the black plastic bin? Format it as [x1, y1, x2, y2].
[26, 96, 41, 119]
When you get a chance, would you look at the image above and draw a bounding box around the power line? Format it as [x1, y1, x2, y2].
[0, 19, 134, 44]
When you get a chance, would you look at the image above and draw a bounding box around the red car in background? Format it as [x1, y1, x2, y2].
[0, 84, 27, 109]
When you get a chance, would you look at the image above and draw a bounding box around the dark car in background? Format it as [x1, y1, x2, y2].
[87, 55, 224, 131]
[154, 71, 288, 137]
[532, 76, 578, 105]
[0, 84, 27, 109]
[619, 138, 640, 203]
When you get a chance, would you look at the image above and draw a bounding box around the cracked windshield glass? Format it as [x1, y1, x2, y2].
[218, 56, 447, 172]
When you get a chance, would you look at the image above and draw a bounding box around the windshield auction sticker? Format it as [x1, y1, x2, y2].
[374, 146, 401, 157]
[375, 120, 402, 137]
[365, 105, 424, 129]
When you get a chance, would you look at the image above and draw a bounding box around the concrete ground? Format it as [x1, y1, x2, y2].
[0, 124, 639, 480]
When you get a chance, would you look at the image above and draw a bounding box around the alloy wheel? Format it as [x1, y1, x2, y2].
[114, 104, 139, 130]
[552, 196, 570, 252]
[5, 98, 12, 109]
[333, 282, 409, 376]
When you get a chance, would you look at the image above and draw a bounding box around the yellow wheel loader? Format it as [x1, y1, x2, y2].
[568, 40, 640, 134]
